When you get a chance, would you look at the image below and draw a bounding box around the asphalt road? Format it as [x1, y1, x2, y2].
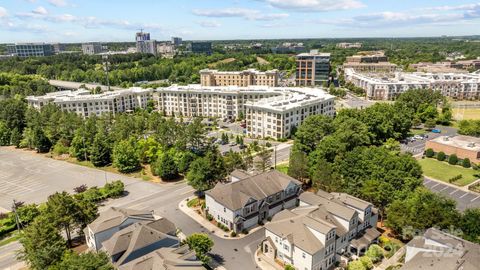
[423, 177, 480, 211]
[0, 147, 261, 270]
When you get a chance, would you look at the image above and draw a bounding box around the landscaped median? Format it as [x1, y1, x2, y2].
[419, 158, 479, 186]
[179, 196, 262, 240]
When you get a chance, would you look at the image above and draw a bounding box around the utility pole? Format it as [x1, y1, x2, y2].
[11, 200, 21, 231]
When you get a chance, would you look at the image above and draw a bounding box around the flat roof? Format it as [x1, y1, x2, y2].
[430, 135, 480, 152]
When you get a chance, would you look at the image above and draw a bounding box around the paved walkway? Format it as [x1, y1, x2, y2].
[254, 247, 283, 270]
[178, 196, 263, 240]
[374, 246, 405, 270]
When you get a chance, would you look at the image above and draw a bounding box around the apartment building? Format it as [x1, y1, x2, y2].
[155, 84, 335, 138]
[336, 42, 362, 49]
[345, 68, 480, 100]
[82, 42, 103, 55]
[245, 90, 335, 139]
[26, 87, 152, 117]
[296, 50, 331, 86]
[261, 191, 379, 270]
[343, 51, 397, 73]
[205, 170, 302, 233]
[200, 68, 279, 87]
[6, 43, 54, 57]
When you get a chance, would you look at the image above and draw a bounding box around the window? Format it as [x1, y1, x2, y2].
[302, 252, 306, 258]
[224, 207, 226, 212]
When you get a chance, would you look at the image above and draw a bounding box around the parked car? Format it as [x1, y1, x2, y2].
[432, 129, 442, 133]
[413, 135, 424, 140]
[229, 142, 237, 146]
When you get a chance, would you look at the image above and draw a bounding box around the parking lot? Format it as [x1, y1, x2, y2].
[0, 147, 165, 212]
[400, 126, 458, 155]
[424, 178, 480, 211]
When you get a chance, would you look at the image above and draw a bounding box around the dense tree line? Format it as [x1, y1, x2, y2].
[288, 89, 479, 242]
[0, 52, 294, 87]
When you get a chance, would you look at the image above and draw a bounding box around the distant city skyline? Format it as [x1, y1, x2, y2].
[0, 0, 480, 43]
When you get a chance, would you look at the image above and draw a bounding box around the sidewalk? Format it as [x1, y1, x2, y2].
[253, 247, 283, 270]
[374, 246, 405, 270]
[178, 196, 263, 240]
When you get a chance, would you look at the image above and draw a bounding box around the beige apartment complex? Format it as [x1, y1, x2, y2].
[343, 51, 397, 73]
[200, 68, 279, 87]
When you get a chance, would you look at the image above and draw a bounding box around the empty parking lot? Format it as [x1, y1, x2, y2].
[0, 147, 167, 212]
[424, 178, 480, 211]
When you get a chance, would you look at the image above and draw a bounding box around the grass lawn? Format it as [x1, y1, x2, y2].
[409, 128, 427, 136]
[452, 108, 480, 120]
[419, 158, 479, 186]
[0, 231, 20, 247]
[276, 163, 289, 174]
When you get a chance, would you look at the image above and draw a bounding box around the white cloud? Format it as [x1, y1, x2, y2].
[192, 8, 289, 21]
[258, 0, 365, 12]
[32, 6, 48, 15]
[48, 0, 67, 7]
[0, 7, 8, 18]
[421, 3, 480, 11]
[198, 20, 221, 28]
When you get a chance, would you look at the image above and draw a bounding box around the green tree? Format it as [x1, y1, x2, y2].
[437, 151, 446, 161]
[89, 127, 112, 167]
[136, 137, 160, 164]
[17, 217, 67, 270]
[425, 148, 434, 158]
[293, 115, 334, 154]
[309, 157, 341, 192]
[386, 187, 460, 238]
[112, 137, 141, 173]
[223, 150, 245, 173]
[448, 154, 458, 165]
[254, 146, 273, 172]
[32, 127, 51, 153]
[15, 203, 40, 227]
[10, 127, 22, 147]
[0, 121, 10, 145]
[287, 150, 309, 183]
[152, 149, 179, 180]
[459, 208, 480, 243]
[185, 233, 214, 264]
[348, 260, 366, 270]
[365, 244, 384, 263]
[360, 256, 374, 270]
[462, 158, 471, 168]
[45, 192, 80, 247]
[187, 151, 226, 192]
[424, 118, 436, 130]
[50, 251, 114, 270]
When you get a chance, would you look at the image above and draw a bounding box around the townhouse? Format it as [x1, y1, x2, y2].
[205, 170, 302, 233]
[261, 190, 379, 270]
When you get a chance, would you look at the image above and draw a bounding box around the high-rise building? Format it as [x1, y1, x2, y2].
[190, 42, 212, 55]
[295, 50, 331, 86]
[52, 43, 66, 54]
[81, 42, 103, 55]
[135, 31, 157, 55]
[6, 43, 54, 57]
[171, 37, 182, 46]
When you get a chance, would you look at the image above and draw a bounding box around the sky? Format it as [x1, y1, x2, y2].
[0, 0, 480, 43]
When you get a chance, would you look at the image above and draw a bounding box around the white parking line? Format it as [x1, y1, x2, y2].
[450, 190, 459, 195]
[471, 196, 480, 202]
[459, 193, 469, 198]
[440, 186, 449, 191]
[424, 179, 431, 184]
[431, 183, 440, 188]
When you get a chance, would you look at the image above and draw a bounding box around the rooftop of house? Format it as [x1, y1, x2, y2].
[206, 170, 301, 211]
[102, 217, 178, 266]
[87, 207, 156, 234]
[265, 206, 337, 254]
[429, 135, 480, 152]
[402, 228, 480, 270]
[118, 245, 204, 270]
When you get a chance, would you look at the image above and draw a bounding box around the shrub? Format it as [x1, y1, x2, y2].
[102, 180, 125, 198]
[437, 151, 446, 161]
[462, 158, 471, 168]
[230, 231, 237, 237]
[425, 148, 434, 158]
[365, 244, 384, 263]
[378, 236, 391, 247]
[267, 216, 272, 222]
[448, 174, 462, 183]
[187, 198, 199, 208]
[73, 184, 88, 194]
[348, 260, 367, 270]
[285, 265, 295, 270]
[448, 154, 458, 165]
[242, 229, 249, 235]
[206, 214, 213, 221]
[360, 256, 374, 270]
[52, 139, 70, 156]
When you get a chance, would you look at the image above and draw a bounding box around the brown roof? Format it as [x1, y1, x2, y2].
[102, 218, 178, 266]
[206, 170, 301, 210]
[230, 169, 251, 180]
[88, 207, 155, 234]
[300, 192, 358, 222]
[118, 246, 204, 270]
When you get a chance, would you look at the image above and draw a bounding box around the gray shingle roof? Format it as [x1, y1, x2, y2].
[88, 207, 155, 234]
[300, 192, 357, 222]
[102, 217, 178, 266]
[402, 228, 480, 270]
[206, 170, 301, 210]
[118, 246, 204, 270]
